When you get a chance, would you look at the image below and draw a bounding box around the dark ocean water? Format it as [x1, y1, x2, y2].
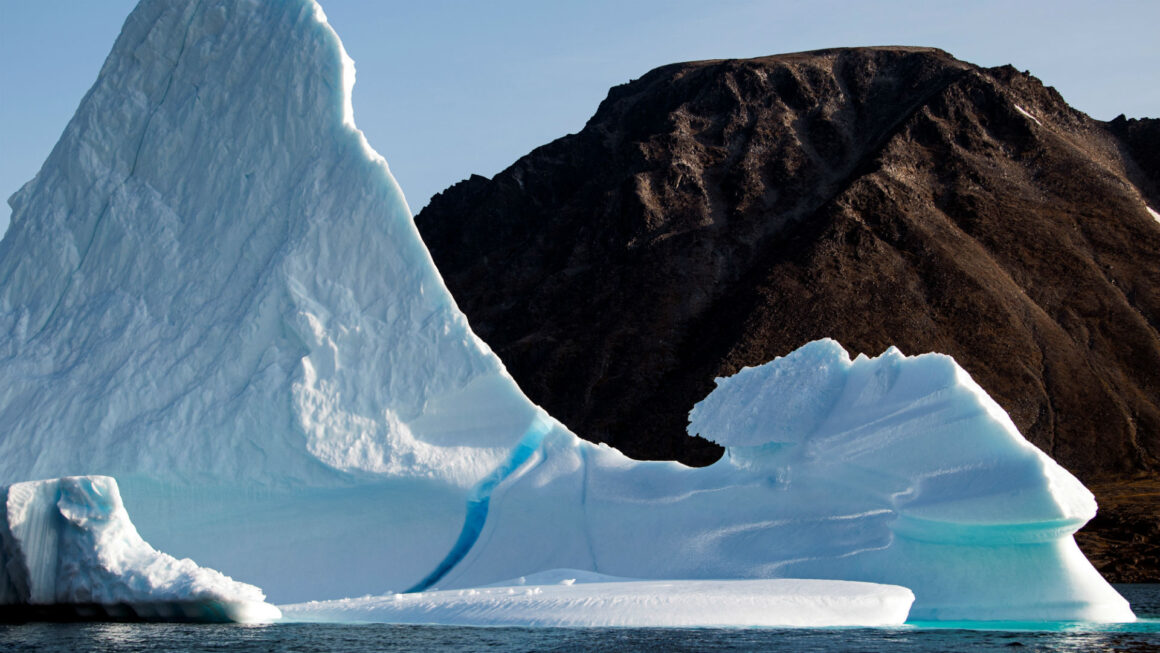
[3, 585, 1158, 652]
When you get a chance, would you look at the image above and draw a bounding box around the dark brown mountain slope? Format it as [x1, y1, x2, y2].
[415, 47, 1160, 581]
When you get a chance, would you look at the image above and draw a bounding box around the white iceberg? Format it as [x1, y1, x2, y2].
[281, 570, 915, 627]
[0, 476, 279, 622]
[0, 0, 1134, 623]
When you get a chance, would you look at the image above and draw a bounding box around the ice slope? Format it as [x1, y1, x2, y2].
[0, 0, 1133, 621]
[0, 476, 279, 622]
[281, 570, 915, 627]
[0, 0, 538, 488]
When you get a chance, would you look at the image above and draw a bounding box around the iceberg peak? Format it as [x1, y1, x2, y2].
[0, 0, 534, 489]
[0, 0, 557, 601]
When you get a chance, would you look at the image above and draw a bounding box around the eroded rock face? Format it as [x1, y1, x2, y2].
[415, 47, 1160, 579]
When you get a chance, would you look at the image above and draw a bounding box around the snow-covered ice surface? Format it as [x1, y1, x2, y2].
[0, 476, 279, 622]
[280, 570, 914, 627]
[0, 0, 1134, 623]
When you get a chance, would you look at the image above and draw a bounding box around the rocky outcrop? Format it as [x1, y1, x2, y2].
[415, 47, 1160, 580]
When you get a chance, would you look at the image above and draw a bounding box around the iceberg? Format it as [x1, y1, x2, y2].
[0, 0, 1133, 623]
[0, 476, 279, 622]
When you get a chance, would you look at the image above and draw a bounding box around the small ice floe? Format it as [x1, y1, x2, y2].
[0, 476, 279, 623]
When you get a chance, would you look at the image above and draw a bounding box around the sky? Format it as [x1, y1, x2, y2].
[1, 0, 1158, 236]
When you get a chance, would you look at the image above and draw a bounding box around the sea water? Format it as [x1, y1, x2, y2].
[3, 585, 1158, 652]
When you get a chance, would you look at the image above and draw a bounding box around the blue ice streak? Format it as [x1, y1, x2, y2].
[405, 413, 554, 593]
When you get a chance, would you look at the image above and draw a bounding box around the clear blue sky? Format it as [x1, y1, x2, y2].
[2, 0, 1158, 236]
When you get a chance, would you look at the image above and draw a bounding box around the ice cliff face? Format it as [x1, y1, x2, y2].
[0, 0, 538, 488]
[0, 0, 1135, 621]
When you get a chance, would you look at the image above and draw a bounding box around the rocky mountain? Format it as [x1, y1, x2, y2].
[415, 47, 1160, 581]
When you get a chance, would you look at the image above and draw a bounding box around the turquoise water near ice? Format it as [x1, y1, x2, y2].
[2, 585, 1157, 652]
